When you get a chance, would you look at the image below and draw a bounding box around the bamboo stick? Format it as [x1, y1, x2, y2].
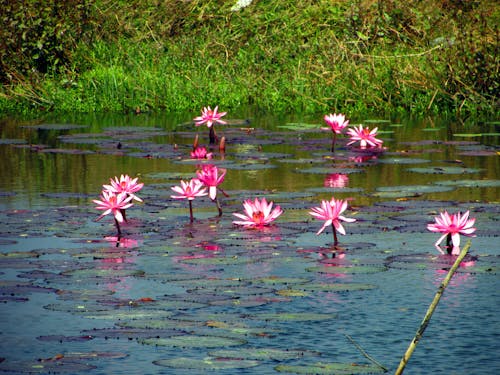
[394, 240, 471, 375]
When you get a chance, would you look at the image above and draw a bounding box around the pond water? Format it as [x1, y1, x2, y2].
[0, 112, 499, 374]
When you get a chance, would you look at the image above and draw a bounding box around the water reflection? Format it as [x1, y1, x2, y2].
[324, 173, 349, 188]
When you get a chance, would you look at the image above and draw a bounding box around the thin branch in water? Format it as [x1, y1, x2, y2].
[394, 240, 472, 375]
[344, 333, 388, 372]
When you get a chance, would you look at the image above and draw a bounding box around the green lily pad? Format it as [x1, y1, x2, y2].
[178, 255, 264, 265]
[62, 268, 145, 278]
[275, 362, 386, 374]
[422, 127, 444, 131]
[434, 179, 500, 188]
[140, 335, 246, 348]
[363, 119, 391, 124]
[378, 157, 430, 164]
[251, 276, 311, 285]
[209, 348, 315, 361]
[276, 289, 309, 297]
[371, 185, 454, 198]
[0, 360, 96, 373]
[81, 327, 183, 339]
[452, 133, 482, 137]
[277, 123, 320, 131]
[146, 171, 196, 180]
[153, 357, 260, 370]
[296, 167, 364, 175]
[295, 282, 378, 291]
[306, 266, 387, 275]
[117, 318, 201, 330]
[0, 138, 27, 144]
[407, 166, 483, 174]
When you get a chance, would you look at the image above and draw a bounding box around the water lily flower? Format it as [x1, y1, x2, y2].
[194, 106, 227, 144]
[190, 146, 213, 160]
[103, 174, 143, 202]
[324, 113, 349, 134]
[346, 125, 383, 148]
[196, 165, 227, 200]
[309, 197, 356, 245]
[427, 210, 476, 251]
[93, 191, 134, 235]
[233, 197, 283, 228]
[171, 179, 208, 222]
[196, 164, 227, 216]
[323, 113, 349, 152]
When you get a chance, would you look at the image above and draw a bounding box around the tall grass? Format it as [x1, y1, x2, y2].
[1, 0, 498, 117]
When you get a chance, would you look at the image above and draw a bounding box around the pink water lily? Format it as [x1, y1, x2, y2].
[427, 210, 476, 250]
[196, 165, 227, 200]
[309, 197, 356, 244]
[190, 146, 213, 160]
[171, 179, 208, 201]
[171, 179, 208, 222]
[194, 106, 227, 128]
[323, 113, 349, 151]
[194, 106, 227, 144]
[324, 113, 349, 134]
[93, 191, 134, 235]
[196, 164, 227, 216]
[346, 125, 383, 148]
[233, 197, 283, 228]
[103, 174, 144, 202]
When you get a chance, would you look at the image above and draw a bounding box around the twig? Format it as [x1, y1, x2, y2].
[351, 44, 443, 59]
[394, 240, 472, 375]
[344, 333, 388, 372]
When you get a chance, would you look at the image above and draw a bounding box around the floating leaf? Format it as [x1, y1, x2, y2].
[140, 335, 246, 348]
[452, 133, 482, 137]
[294, 282, 378, 291]
[296, 167, 364, 175]
[275, 362, 386, 374]
[407, 166, 483, 174]
[371, 185, 454, 198]
[277, 123, 319, 131]
[434, 179, 500, 188]
[209, 348, 315, 361]
[276, 289, 309, 297]
[378, 157, 430, 164]
[0, 360, 96, 373]
[0, 138, 27, 144]
[306, 266, 387, 275]
[153, 357, 260, 370]
[80, 327, 183, 339]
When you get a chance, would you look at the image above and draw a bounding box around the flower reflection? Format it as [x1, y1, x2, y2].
[349, 154, 378, 164]
[433, 254, 477, 288]
[104, 236, 139, 248]
[324, 173, 349, 188]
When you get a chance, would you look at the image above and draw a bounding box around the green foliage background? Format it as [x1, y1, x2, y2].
[1, 0, 499, 116]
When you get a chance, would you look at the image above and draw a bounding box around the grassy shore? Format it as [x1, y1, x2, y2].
[1, 0, 498, 117]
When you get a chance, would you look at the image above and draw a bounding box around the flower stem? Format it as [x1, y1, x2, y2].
[114, 218, 122, 236]
[214, 197, 222, 216]
[189, 200, 194, 223]
[445, 233, 452, 253]
[209, 126, 218, 144]
[332, 223, 338, 245]
[331, 133, 337, 152]
[120, 208, 127, 223]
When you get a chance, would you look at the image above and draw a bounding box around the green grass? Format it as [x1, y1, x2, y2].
[1, 0, 499, 117]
